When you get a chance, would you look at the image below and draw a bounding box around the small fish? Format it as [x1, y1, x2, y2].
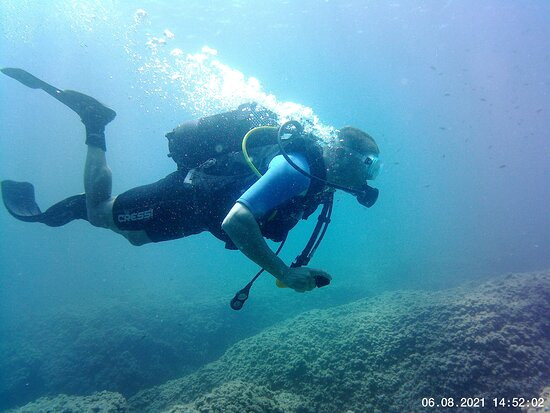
[499, 164, 507, 169]
[439, 126, 447, 131]
[442, 154, 446, 158]
[393, 162, 400, 165]
[536, 108, 542, 113]
[430, 65, 437, 71]
[444, 93, 451, 96]
[423, 184, 431, 188]
[480, 98, 487, 102]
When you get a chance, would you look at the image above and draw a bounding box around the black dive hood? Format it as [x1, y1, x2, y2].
[277, 121, 379, 208]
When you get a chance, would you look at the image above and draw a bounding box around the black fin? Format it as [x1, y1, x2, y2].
[1, 67, 116, 128]
[2, 180, 88, 227]
[1, 67, 58, 90]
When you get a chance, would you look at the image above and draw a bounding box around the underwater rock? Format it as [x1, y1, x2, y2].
[128, 270, 550, 413]
[6, 390, 128, 413]
[164, 380, 309, 413]
[0, 284, 364, 411]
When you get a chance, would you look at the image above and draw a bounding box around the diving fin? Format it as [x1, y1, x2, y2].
[1, 67, 116, 128]
[0, 67, 58, 91]
[2, 180, 88, 227]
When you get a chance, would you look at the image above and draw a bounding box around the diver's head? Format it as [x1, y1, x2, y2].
[324, 126, 381, 192]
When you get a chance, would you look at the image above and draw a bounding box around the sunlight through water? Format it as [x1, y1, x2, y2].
[126, 8, 338, 143]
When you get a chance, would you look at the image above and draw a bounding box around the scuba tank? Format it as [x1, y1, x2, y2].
[165, 103, 279, 170]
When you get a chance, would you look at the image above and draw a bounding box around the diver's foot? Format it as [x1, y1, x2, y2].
[61, 91, 116, 151]
[63, 91, 116, 151]
[62, 90, 117, 132]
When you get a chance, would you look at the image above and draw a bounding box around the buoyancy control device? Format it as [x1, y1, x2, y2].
[165, 103, 279, 170]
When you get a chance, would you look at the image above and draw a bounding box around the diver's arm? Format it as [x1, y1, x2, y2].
[222, 202, 289, 280]
[222, 203, 329, 292]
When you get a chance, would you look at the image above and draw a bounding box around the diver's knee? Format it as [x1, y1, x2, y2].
[87, 209, 108, 227]
[125, 231, 151, 246]
[127, 236, 146, 246]
[87, 198, 115, 228]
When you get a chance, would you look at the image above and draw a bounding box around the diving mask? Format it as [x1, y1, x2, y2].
[363, 154, 381, 180]
[346, 147, 381, 180]
[342, 147, 380, 207]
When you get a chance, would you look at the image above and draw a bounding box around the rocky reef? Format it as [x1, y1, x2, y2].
[0, 284, 362, 411]
[9, 270, 550, 413]
[6, 391, 127, 413]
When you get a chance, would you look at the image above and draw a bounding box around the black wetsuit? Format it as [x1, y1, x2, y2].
[112, 141, 327, 248]
[112, 170, 210, 242]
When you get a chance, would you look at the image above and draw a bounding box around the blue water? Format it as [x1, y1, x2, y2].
[0, 1, 549, 411]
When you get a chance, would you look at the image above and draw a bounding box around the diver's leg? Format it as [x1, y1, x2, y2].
[80, 105, 151, 247]
[83, 137, 152, 245]
[83, 149, 151, 245]
[84, 145, 113, 226]
[80, 90, 115, 227]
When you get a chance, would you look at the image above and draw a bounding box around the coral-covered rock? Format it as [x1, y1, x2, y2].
[0, 283, 361, 411]
[6, 391, 127, 413]
[164, 380, 309, 413]
[129, 270, 550, 413]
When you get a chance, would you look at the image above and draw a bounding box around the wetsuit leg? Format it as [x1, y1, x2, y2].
[112, 171, 208, 242]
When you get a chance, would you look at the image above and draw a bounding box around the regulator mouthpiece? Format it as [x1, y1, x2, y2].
[356, 184, 379, 208]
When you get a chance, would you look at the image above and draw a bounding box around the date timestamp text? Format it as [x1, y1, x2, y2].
[421, 397, 545, 409]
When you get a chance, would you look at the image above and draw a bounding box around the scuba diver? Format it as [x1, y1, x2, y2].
[1, 68, 381, 307]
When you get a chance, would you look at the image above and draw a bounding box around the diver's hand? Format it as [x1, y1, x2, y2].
[280, 267, 332, 293]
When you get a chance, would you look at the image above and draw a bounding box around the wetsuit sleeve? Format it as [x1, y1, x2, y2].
[237, 153, 311, 219]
